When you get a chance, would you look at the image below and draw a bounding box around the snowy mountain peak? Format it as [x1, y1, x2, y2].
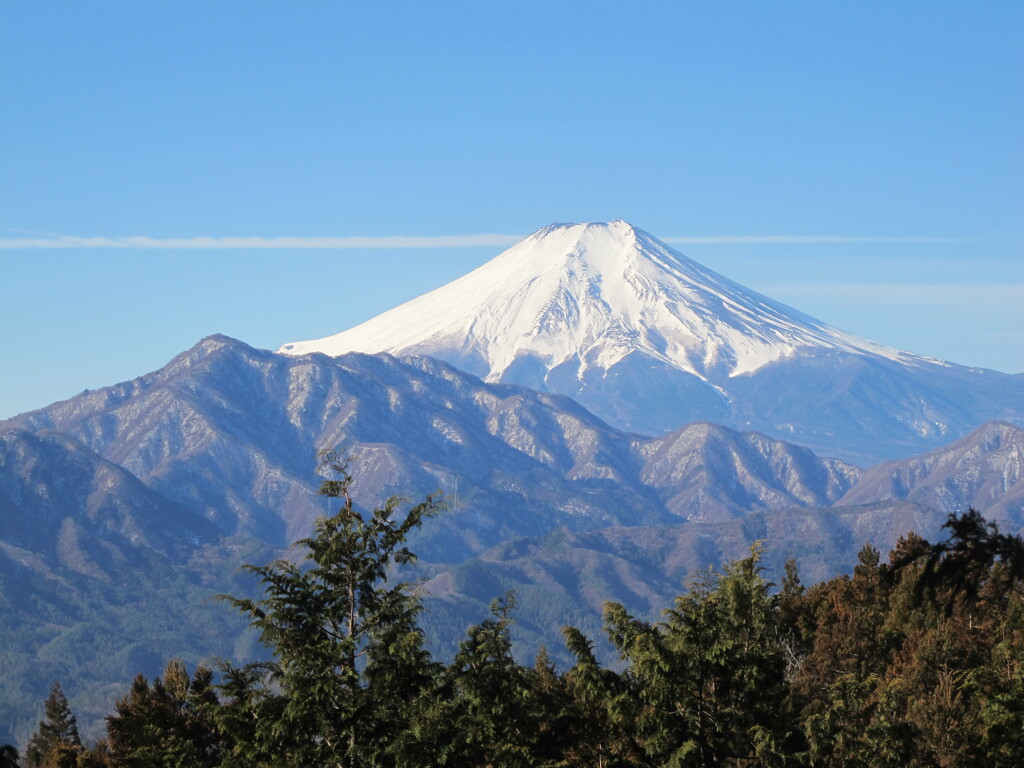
[280, 220, 916, 386]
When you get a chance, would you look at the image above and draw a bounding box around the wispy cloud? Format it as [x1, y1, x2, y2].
[662, 235, 975, 245]
[0, 234, 524, 250]
[0, 233, 976, 250]
[769, 283, 1023, 303]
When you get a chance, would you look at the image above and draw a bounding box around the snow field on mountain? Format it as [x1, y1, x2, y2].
[280, 220, 923, 381]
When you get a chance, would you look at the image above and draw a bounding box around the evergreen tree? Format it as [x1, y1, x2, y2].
[415, 593, 539, 767]
[866, 514, 1024, 767]
[559, 626, 648, 767]
[777, 556, 811, 683]
[220, 449, 443, 767]
[25, 683, 80, 768]
[207, 661, 281, 768]
[792, 515, 1024, 766]
[796, 544, 898, 765]
[604, 544, 790, 767]
[524, 646, 574, 766]
[891, 509, 1024, 615]
[104, 660, 221, 768]
[976, 586, 1024, 766]
[360, 587, 444, 767]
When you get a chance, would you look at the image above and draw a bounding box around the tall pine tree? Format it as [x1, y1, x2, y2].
[416, 593, 539, 768]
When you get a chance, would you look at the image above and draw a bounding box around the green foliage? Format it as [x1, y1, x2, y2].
[794, 513, 1024, 767]
[217, 450, 443, 767]
[25, 683, 80, 768]
[604, 543, 792, 767]
[558, 626, 646, 766]
[104, 660, 221, 768]
[892, 508, 1024, 613]
[413, 592, 540, 767]
[19, 497, 1024, 766]
[976, 588, 1024, 766]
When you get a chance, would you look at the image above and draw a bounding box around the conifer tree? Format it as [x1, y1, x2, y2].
[976, 586, 1024, 766]
[796, 544, 897, 765]
[604, 544, 790, 766]
[25, 683, 80, 768]
[220, 449, 443, 767]
[792, 517, 1024, 766]
[416, 593, 539, 767]
[104, 660, 221, 767]
[525, 646, 573, 765]
[560, 626, 647, 767]
[892, 509, 1024, 614]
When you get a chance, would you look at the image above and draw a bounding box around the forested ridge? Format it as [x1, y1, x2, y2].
[7, 453, 1024, 767]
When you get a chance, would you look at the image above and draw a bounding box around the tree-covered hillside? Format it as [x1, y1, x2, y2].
[8, 459, 1023, 767]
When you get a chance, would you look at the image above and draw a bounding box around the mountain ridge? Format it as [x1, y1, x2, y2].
[2, 333, 1022, 743]
[277, 221, 1023, 463]
[6, 335, 1021, 552]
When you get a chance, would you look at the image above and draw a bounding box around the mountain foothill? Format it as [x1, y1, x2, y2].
[1, 221, 1022, 745]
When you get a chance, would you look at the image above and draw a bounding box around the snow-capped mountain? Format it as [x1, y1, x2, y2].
[281, 221, 1024, 463]
[282, 220, 915, 380]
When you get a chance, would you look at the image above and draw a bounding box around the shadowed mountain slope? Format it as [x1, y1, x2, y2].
[838, 421, 1024, 522]
[0, 429, 218, 574]
[5, 336, 867, 561]
[420, 500, 953, 662]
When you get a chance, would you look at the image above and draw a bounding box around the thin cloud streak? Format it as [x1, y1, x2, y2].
[0, 233, 975, 250]
[769, 283, 1023, 303]
[0, 234, 525, 250]
[663, 235, 975, 245]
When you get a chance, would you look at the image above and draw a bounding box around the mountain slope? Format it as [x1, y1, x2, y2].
[4, 336, 670, 558]
[280, 221, 1024, 464]
[640, 422, 860, 521]
[0, 429, 218, 573]
[4, 336, 864, 557]
[9, 336, 1017, 555]
[2, 333, 1022, 741]
[838, 421, 1024, 522]
[421, 500, 953, 663]
[0, 427, 263, 746]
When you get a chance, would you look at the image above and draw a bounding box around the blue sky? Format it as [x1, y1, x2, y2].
[2, 1, 1021, 419]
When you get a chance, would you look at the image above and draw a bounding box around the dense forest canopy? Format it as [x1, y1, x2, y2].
[7, 457, 1023, 767]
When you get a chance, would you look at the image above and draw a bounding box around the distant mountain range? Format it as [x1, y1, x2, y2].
[2, 221, 1021, 744]
[282, 221, 1024, 464]
[2, 335, 1022, 742]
